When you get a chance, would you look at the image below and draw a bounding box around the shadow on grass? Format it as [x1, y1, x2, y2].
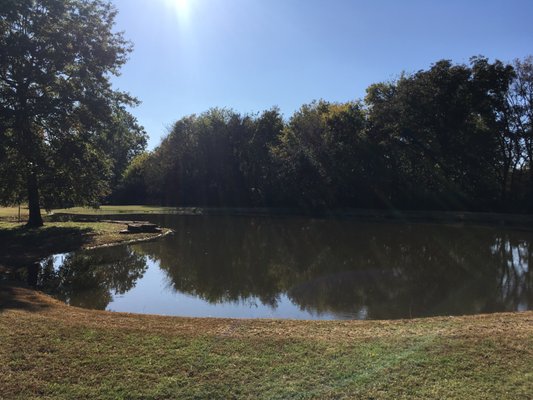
[0, 225, 94, 268]
[0, 282, 52, 313]
[0, 225, 98, 312]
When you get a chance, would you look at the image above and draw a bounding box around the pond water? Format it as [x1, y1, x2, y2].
[36, 215, 532, 320]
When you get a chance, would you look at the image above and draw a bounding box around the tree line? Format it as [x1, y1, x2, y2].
[115, 56, 533, 212]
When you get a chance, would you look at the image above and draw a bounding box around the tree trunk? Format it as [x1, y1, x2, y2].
[26, 169, 43, 227]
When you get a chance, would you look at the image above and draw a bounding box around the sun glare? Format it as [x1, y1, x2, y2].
[166, 0, 192, 22]
[174, 0, 189, 13]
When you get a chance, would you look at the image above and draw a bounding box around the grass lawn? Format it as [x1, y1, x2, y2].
[0, 286, 532, 399]
[0, 206, 29, 221]
[51, 205, 179, 215]
[0, 205, 178, 224]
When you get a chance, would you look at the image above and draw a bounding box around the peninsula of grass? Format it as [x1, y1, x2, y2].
[0, 207, 171, 269]
[1, 285, 532, 400]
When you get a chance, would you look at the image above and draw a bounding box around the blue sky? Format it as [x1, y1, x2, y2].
[110, 0, 533, 149]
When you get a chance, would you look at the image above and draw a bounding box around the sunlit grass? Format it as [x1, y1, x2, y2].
[0, 206, 29, 221]
[0, 205, 179, 220]
[1, 286, 531, 399]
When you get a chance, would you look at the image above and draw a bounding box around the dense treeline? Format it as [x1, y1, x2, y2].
[114, 56, 533, 212]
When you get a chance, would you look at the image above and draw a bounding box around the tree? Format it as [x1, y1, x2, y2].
[272, 100, 368, 209]
[239, 107, 284, 206]
[114, 151, 152, 204]
[507, 56, 533, 206]
[135, 108, 283, 207]
[98, 105, 147, 193]
[365, 58, 514, 210]
[0, 0, 137, 226]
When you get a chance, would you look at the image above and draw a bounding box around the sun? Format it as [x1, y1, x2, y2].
[166, 0, 191, 19]
[173, 0, 189, 13]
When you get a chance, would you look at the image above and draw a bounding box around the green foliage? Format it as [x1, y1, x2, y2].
[113, 152, 153, 204]
[0, 0, 145, 224]
[272, 100, 370, 209]
[0, 144, 25, 204]
[122, 108, 284, 207]
[508, 56, 533, 202]
[98, 106, 148, 191]
[365, 58, 515, 210]
[119, 56, 532, 212]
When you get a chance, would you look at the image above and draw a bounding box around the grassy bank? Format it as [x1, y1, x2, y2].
[0, 218, 170, 269]
[1, 285, 532, 399]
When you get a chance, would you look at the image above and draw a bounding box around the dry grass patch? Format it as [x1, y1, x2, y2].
[1, 285, 532, 400]
[0, 206, 29, 221]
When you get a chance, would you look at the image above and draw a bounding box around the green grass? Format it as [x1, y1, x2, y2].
[52, 205, 179, 215]
[0, 287, 531, 399]
[0, 205, 178, 223]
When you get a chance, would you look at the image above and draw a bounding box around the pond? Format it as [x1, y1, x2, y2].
[36, 215, 532, 320]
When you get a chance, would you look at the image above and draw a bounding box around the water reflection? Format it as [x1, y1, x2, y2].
[39, 246, 147, 309]
[37, 216, 533, 319]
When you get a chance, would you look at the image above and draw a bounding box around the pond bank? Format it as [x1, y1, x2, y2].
[0, 220, 171, 271]
[1, 283, 531, 399]
[1, 207, 532, 398]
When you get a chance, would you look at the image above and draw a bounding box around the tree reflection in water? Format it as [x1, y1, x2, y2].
[38, 246, 148, 309]
[37, 216, 533, 319]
